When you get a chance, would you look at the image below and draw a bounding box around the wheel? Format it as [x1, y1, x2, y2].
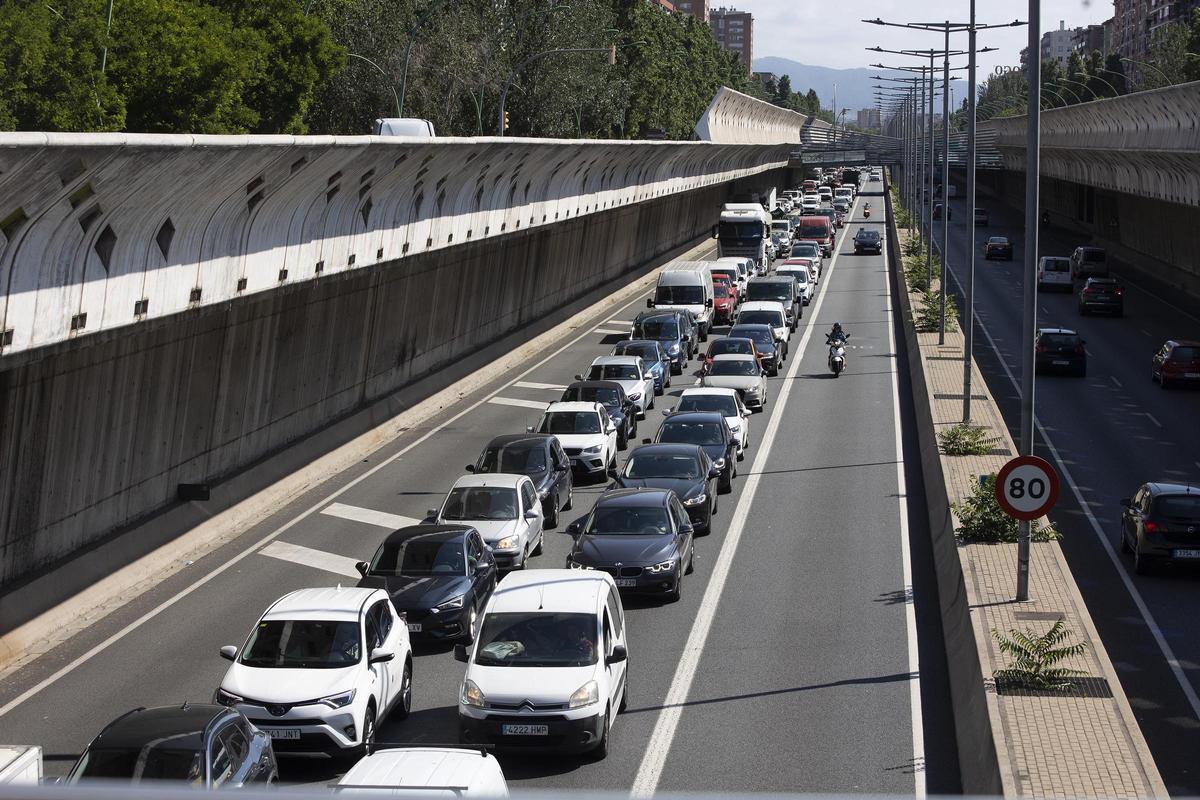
[718, 471, 732, 495]
[667, 570, 683, 602]
[710, 492, 717, 517]
[532, 530, 544, 556]
[730, 457, 737, 480]
[685, 543, 695, 574]
[545, 500, 559, 528]
[617, 431, 627, 451]
[647, 394, 654, 411]
[589, 708, 611, 761]
[563, 485, 573, 511]
[1160, 375, 1171, 390]
[671, 361, 682, 375]
[359, 706, 378, 755]
[462, 605, 479, 643]
[655, 381, 664, 396]
[737, 445, 745, 462]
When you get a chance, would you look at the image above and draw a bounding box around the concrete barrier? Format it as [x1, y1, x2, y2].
[694, 87, 831, 145]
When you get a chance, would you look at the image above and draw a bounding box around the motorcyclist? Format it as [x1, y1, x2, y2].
[825, 322, 848, 346]
[863, 201, 872, 218]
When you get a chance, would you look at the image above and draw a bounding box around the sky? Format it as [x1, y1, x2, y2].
[736, 0, 1113, 78]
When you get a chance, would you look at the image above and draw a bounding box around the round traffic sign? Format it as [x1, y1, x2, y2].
[994, 455, 1060, 521]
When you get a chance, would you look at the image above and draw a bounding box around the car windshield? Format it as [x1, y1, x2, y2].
[441, 486, 518, 521]
[856, 231, 880, 241]
[615, 343, 658, 362]
[678, 395, 739, 416]
[730, 328, 773, 348]
[738, 311, 782, 327]
[1156, 495, 1200, 518]
[660, 421, 725, 445]
[989, 237, 1009, 245]
[564, 386, 621, 407]
[588, 364, 639, 382]
[709, 339, 752, 357]
[73, 747, 204, 783]
[635, 319, 678, 339]
[368, 537, 465, 577]
[655, 285, 704, 305]
[711, 269, 738, 284]
[799, 223, 830, 238]
[474, 612, 597, 668]
[791, 245, 820, 258]
[714, 283, 731, 298]
[1043, 259, 1070, 272]
[747, 284, 790, 302]
[541, 411, 601, 434]
[478, 442, 547, 474]
[779, 269, 808, 284]
[1169, 346, 1200, 361]
[240, 620, 361, 668]
[709, 360, 758, 377]
[718, 221, 764, 240]
[587, 505, 672, 535]
[624, 453, 702, 479]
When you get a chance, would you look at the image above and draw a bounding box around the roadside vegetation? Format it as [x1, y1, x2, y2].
[956, 475, 1060, 543]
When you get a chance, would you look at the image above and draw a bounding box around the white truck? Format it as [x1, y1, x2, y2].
[713, 203, 772, 271]
[0, 746, 41, 784]
[648, 262, 716, 341]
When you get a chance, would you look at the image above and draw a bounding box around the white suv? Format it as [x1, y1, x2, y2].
[456, 570, 629, 758]
[434, 473, 545, 569]
[215, 587, 412, 756]
[580, 356, 654, 419]
[532, 402, 618, 478]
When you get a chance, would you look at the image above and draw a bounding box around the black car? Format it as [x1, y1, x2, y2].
[984, 236, 1014, 261]
[632, 311, 692, 374]
[357, 525, 497, 642]
[610, 443, 720, 533]
[648, 411, 736, 493]
[612, 339, 671, 394]
[565, 489, 695, 601]
[853, 228, 882, 255]
[1078, 277, 1124, 316]
[468, 434, 572, 524]
[729, 323, 783, 376]
[67, 704, 277, 787]
[1120, 483, 1200, 574]
[560, 380, 636, 450]
[1034, 328, 1086, 377]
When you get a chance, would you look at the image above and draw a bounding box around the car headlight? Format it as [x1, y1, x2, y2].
[567, 558, 595, 570]
[728, 420, 742, 431]
[495, 535, 519, 550]
[582, 445, 603, 454]
[318, 689, 356, 709]
[628, 392, 642, 402]
[646, 559, 678, 574]
[668, 344, 681, 355]
[214, 688, 242, 707]
[461, 679, 485, 709]
[436, 594, 466, 612]
[682, 494, 707, 507]
[569, 680, 600, 709]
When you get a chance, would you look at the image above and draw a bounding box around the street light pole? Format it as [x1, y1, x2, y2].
[927, 52, 935, 290]
[964, 0, 978, 422]
[940, 25, 951, 344]
[348, 53, 402, 118]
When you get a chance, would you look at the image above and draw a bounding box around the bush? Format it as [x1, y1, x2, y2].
[992, 620, 1088, 691]
[915, 290, 958, 332]
[956, 475, 1060, 543]
[938, 423, 998, 456]
[904, 253, 931, 293]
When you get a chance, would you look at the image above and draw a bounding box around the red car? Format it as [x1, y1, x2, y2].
[712, 277, 737, 324]
[1152, 339, 1200, 389]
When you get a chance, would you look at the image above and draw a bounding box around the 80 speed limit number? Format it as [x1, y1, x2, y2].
[994, 455, 1060, 521]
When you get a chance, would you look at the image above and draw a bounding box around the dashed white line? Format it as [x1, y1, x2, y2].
[321, 502, 419, 530]
[607, 319, 634, 326]
[487, 396, 550, 411]
[1143, 412, 1162, 428]
[1140, 328, 1153, 337]
[259, 541, 361, 579]
[593, 328, 625, 336]
[512, 381, 567, 391]
[1110, 375, 1123, 388]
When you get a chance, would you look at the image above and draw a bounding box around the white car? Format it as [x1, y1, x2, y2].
[717, 255, 757, 282]
[785, 251, 821, 282]
[1037, 256, 1073, 292]
[456, 570, 629, 758]
[801, 198, 821, 214]
[699, 355, 767, 416]
[775, 263, 814, 305]
[817, 186, 833, 201]
[676, 387, 752, 457]
[434, 473, 544, 569]
[533, 401, 619, 478]
[338, 747, 509, 797]
[735, 301, 790, 344]
[580, 356, 654, 419]
[216, 587, 412, 756]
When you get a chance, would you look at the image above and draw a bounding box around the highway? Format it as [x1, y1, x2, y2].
[0, 180, 957, 793]
[936, 191, 1200, 795]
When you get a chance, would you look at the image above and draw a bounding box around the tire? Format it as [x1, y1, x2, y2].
[647, 394, 654, 411]
[667, 570, 683, 602]
[718, 471, 733, 495]
[617, 431, 627, 452]
[360, 705, 378, 755]
[730, 457, 738, 480]
[685, 543, 695, 574]
[462, 605, 479, 643]
[563, 485, 573, 512]
[1160, 375, 1171, 390]
[671, 361, 682, 376]
[545, 500, 559, 529]
[589, 708, 611, 761]
[655, 381, 664, 397]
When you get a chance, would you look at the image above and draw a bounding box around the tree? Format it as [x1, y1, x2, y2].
[774, 73, 792, 106]
[1102, 53, 1127, 96]
[1144, 20, 1189, 89]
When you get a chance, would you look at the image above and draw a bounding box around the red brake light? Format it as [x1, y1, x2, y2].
[1144, 521, 1159, 535]
[1115, 287, 1124, 295]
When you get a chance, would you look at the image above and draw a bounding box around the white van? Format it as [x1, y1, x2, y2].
[649, 262, 715, 340]
[338, 748, 508, 796]
[456, 570, 628, 758]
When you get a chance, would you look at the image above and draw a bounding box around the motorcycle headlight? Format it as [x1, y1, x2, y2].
[647, 559, 678, 574]
[213, 688, 242, 707]
[495, 535, 519, 550]
[569, 680, 600, 709]
[682, 494, 707, 507]
[583, 445, 603, 454]
[318, 689, 356, 709]
[461, 680, 485, 709]
[436, 594, 466, 612]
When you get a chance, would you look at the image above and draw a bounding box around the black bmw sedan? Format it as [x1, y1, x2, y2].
[648, 411, 737, 493]
[610, 444, 720, 533]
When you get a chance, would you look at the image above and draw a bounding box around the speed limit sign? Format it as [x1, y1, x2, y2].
[995, 455, 1060, 520]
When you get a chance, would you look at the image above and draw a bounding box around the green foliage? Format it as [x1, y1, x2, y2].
[955, 475, 1060, 543]
[992, 620, 1088, 691]
[915, 289, 957, 332]
[938, 424, 997, 457]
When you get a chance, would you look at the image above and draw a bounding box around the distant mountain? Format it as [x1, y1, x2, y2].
[752, 57, 901, 114]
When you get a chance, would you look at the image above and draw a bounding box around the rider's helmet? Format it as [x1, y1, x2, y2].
[832, 322, 843, 333]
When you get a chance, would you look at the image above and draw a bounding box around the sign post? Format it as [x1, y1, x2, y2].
[995, 454, 1059, 600]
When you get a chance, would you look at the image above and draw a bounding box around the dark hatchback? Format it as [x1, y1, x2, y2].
[357, 525, 497, 642]
[648, 411, 736, 493]
[1034, 328, 1087, 377]
[67, 704, 277, 787]
[1152, 340, 1200, 389]
[632, 311, 692, 373]
[561, 380, 637, 450]
[1077, 277, 1124, 316]
[853, 228, 882, 255]
[610, 443, 720, 533]
[468, 434, 572, 524]
[565, 489, 695, 601]
[985, 236, 1014, 261]
[728, 324, 783, 376]
[1120, 483, 1200, 574]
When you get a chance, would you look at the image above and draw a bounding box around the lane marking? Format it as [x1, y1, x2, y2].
[1110, 376, 1123, 388]
[607, 320, 634, 326]
[512, 381, 567, 391]
[259, 541, 361, 579]
[1141, 329, 1152, 337]
[593, 328, 625, 336]
[1143, 412, 1162, 429]
[942, 255, 1200, 724]
[487, 397, 550, 411]
[631, 196, 917, 795]
[321, 503, 419, 530]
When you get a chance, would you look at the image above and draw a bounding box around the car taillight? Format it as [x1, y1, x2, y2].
[1115, 287, 1124, 295]
[1082, 288, 1095, 295]
[1144, 521, 1159, 535]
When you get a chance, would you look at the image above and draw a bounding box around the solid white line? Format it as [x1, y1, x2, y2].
[1143, 412, 1162, 429]
[487, 397, 550, 411]
[593, 328, 625, 336]
[882, 221, 927, 797]
[258, 541, 362, 579]
[512, 381, 567, 391]
[0, 275, 665, 720]
[321, 503, 419, 530]
[631, 197, 870, 797]
[943, 260, 1200, 724]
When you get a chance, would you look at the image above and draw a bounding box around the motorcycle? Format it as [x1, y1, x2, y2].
[828, 335, 849, 377]
[863, 205, 872, 219]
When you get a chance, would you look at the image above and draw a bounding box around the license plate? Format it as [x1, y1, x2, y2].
[501, 724, 549, 736]
[1185, 373, 1200, 378]
[1052, 360, 1070, 366]
[1174, 549, 1200, 559]
[407, 623, 422, 633]
[616, 578, 637, 588]
[266, 729, 301, 740]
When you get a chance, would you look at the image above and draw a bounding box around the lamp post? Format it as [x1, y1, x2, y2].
[397, 0, 452, 118]
[348, 53, 402, 118]
[1121, 57, 1173, 89]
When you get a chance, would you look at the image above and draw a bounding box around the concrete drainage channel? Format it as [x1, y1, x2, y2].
[883, 182, 1167, 797]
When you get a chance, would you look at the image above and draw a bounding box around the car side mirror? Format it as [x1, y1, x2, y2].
[606, 644, 628, 665]
[642, 437, 652, 445]
[662, 408, 674, 416]
[646, 298, 654, 309]
[526, 426, 536, 433]
[355, 561, 369, 577]
[465, 464, 476, 473]
[1120, 498, 1131, 508]
[607, 465, 619, 477]
[454, 644, 470, 663]
[711, 224, 719, 239]
[709, 466, 722, 478]
[680, 524, 695, 537]
[566, 519, 582, 536]
[426, 508, 438, 518]
[370, 647, 395, 664]
[220, 645, 237, 661]
[706, 298, 714, 308]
